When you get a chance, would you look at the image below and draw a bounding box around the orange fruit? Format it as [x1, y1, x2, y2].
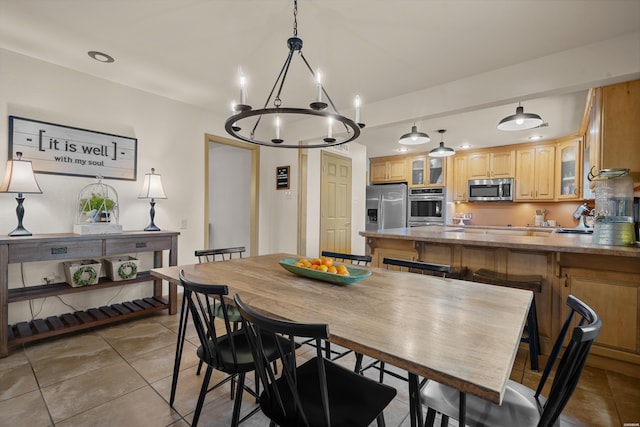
[318, 265, 329, 272]
[321, 257, 334, 267]
[294, 262, 304, 267]
[337, 264, 348, 273]
[311, 258, 322, 266]
[338, 269, 350, 276]
[327, 266, 337, 274]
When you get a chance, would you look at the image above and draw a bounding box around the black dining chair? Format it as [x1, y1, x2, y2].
[175, 271, 290, 427]
[234, 294, 397, 427]
[193, 247, 246, 377]
[421, 294, 601, 427]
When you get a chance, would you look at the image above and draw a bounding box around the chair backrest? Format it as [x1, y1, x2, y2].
[535, 295, 601, 427]
[179, 270, 239, 369]
[195, 246, 246, 263]
[382, 257, 451, 277]
[234, 294, 333, 426]
[321, 250, 371, 266]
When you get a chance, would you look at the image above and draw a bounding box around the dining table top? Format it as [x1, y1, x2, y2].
[151, 253, 532, 405]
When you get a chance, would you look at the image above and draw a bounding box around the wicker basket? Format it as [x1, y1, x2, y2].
[63, 260, 102, 287]
[104, 256, 140, 281]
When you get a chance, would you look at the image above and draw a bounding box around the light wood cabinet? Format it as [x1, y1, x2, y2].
[468, 150, 515, 179]
[409, 155, 445, 188]
[555, 137, 582, 200]
[515, 146, 555, 200]
[560, 266, 639, 364]
[586, 79, 640, 184]
[452, 155, 468, 201]
[370, 156, 408, 184]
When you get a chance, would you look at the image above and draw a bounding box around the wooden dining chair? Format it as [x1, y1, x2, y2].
[175, 271, 290, 427]
[421, 294, 601, 427]
[234, 294, 397, 427]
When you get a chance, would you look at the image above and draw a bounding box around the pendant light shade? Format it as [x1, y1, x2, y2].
[399, 125, 430, 145]
[497, 103, 543, 131]
[429, 129, 455, 158]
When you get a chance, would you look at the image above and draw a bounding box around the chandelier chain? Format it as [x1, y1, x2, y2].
[293, 0, 298, 37]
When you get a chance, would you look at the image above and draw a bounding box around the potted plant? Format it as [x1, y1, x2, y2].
[80, 193, 116, 222]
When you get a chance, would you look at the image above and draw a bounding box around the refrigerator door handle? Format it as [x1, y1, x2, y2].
[378, 197, 384, 229]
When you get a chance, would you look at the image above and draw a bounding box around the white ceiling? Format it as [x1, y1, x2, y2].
[1, 0, 639, 157]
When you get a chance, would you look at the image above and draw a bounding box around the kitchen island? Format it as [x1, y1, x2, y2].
[360, 225, 640, 377]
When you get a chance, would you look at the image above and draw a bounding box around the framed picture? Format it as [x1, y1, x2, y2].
[8, 116, 138, 181]
[276, 165, 290, 190]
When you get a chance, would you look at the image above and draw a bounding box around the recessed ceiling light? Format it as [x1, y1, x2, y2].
[88, 51, 115, 63]
[398, 147, 409, 153]
[458, 143, 472, 149]
[528, 135, 543, 140]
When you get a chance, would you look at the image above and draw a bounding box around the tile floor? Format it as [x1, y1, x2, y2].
[1, 311, 638, 427]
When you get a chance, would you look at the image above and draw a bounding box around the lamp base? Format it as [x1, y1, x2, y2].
[8, 225, 32, 237]
[144, 224, 161, 232]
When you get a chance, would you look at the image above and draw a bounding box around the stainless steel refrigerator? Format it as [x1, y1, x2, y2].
[366, 183, 407, 231]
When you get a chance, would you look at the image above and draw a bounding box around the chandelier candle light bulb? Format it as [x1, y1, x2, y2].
[355, 95, 361, 124]
[316, 69, 322, 102]
[239, 72, 247, 105]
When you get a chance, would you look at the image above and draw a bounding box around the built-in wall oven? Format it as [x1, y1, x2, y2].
[408, 187, 446, 226]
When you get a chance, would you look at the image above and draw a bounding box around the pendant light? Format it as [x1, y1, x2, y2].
[429, 129, 455, 157]
[399, 124, 430, 145]
[497, 102, 543, 131]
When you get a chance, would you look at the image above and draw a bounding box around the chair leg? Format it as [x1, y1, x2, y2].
[231, 372, 246, 427]
[192, 365, 214, 427]
[354, 352, 364, 373]
[379, 361, 386, 383]
[376, 412, 387, 427]
[528, 298, 540, 371]
[424, 408, 436, 427]
[170, 292, 190, 406]
[324, 340, 331, 359]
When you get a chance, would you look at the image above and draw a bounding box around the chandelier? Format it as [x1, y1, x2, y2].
[225, 0, 364, 148]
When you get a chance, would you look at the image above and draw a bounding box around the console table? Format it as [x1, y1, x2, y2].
[0, 230, 179, 358]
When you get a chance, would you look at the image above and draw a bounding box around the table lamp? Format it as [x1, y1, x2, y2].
[0, 152, 43, 236]
[138, 168, 167, 231]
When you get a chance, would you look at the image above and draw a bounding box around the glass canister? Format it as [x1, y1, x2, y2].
[592, 168, 635, 245]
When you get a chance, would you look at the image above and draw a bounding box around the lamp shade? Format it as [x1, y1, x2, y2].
[428, 129, 455, 157]
[497, 105, 543, 131]
[0, 153, 42, 194]
[138, 168, 167, 199]
[399, 125, 430, 145]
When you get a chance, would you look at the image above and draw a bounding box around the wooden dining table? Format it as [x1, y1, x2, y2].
[151, 253, 531, 426]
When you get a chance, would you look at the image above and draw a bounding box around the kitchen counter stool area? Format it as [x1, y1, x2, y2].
[0, 311, 637, 426]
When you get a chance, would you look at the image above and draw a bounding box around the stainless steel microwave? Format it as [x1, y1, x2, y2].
[468, 178, 514, 202]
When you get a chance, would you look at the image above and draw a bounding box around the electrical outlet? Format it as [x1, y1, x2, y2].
[180, 219, 188, 229]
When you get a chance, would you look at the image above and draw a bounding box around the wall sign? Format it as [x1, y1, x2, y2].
[276, 165, 290, 190]
[8, 116, 138, 181]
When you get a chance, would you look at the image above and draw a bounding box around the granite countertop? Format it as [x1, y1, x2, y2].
[360, 226, 640, 258]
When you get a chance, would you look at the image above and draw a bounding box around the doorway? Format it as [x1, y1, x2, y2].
[320, 151, 352, 254]
[204, 134, 259, 255]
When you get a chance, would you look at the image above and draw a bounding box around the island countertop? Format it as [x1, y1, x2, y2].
[359, 225, 640, 258]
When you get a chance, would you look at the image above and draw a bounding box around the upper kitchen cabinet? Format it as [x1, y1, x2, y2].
[587, 79, 640, 182]
[370, 155, 408, 184]
[409, 154, 445, 188]
[515, 146, 555, 201]
[467, 150, 515, 179]
[451, 155, 468, 201]
[555, 137, 583, 200]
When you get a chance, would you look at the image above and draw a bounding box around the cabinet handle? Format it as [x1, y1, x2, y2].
[136, 242, 147, 249]
[564, 273, 569, 288]
[51, 247, 67, 255]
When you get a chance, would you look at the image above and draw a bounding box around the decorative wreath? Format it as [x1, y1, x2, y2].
[73, 266, 98, 286]
[117, 261, 138, 280]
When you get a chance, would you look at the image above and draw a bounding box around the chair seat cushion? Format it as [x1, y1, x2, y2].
[421, 379, 583, 427]
[260, 356, 396, 427]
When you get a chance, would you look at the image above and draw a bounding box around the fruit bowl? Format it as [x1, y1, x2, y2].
[279, 258, 371, 285]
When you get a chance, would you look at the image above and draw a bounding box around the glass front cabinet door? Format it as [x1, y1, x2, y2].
[410, 156, 426, 187]
[409, 155, 445, 187]
[556, 137, 582, 200]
